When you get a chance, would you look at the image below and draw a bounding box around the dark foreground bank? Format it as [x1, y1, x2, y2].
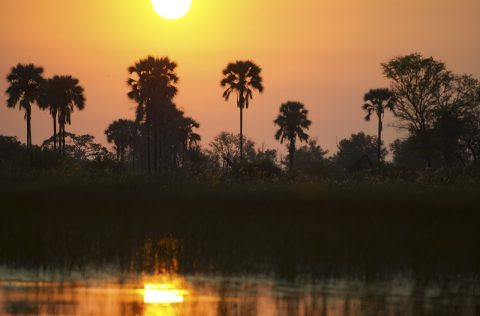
[1, 177, 480, 284]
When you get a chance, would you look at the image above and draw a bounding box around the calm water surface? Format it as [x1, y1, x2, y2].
[1, 269, 479, 316]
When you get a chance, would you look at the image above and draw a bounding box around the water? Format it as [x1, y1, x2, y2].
[2, 188, 480, 315]
[1, 269, 479, 315]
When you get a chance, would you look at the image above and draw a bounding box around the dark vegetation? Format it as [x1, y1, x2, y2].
[1, 53, 480, 282]
[1, 178, 480, 284]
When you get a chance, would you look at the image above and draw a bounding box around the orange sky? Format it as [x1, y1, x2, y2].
[1, 0, 479, 154]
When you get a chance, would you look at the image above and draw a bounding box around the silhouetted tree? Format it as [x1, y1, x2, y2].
[5, 64, 45, 150]
[42, 132, 110, 161]
[0, 135, 22, 162]
[334, 132, 386, 170]
[127, 56, 179, 172]
[38, 77, 66, 151]
[382, 53, 450, 167]
[461, 106, 480, 163]
[292, 139, 329, 168]
[254, 145, 279, 165]
[38, 78, 59, 151]
[362, 88, 395, 162]
[178, 117, 201, 150]
[44, 75, 86, 155]
[390, 136, 442, 169]
[433, 75, 480, 166]
[289, 139, 336, 178]
[208, 131, 256, 169]
[274, 101, 312, 169]
[176, 115, 201, 165]
[105, 119, 138, 162]
[221, 60, 264, 161]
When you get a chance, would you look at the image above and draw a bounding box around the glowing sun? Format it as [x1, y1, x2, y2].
[151, 0, 192, 20]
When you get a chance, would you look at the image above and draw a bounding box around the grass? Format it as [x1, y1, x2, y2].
[1, 173, 480, 284]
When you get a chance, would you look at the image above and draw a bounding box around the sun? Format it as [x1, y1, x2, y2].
[151, 0, 192, 20]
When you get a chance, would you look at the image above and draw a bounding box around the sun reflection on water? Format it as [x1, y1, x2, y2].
[143, 283, 186, 304]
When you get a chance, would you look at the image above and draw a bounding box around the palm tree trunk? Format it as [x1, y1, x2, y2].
[26, 107, 32, 151]
[61, 123, 66, 156]
[154, 118, 158, 172]
[377, 114, 383, 162]
[239, 106, 244, 162]
[58, 123, 61, 155]
[289, 139, 296, 169]
[182, 140, 187, 167]
[53, 114, 57, 151]
[58, 124, 61, 155]
[64, 126, 66, 155]
[147, 123, 151, 173]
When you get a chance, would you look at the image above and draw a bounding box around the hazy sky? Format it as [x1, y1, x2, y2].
[1, 0, 479, 154]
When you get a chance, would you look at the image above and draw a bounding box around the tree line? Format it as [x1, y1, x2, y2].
[3, 53, 480, 178]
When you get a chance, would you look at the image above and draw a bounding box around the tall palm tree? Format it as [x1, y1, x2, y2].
[127, 56, 179, 172]
[221, 60, 264, 161]
[39, 78, 60, 151]
[362, 88, 395, 162]
[274, 101, 312, 169]
[51, 75, 85, 155]
[5, 63, 45, 150]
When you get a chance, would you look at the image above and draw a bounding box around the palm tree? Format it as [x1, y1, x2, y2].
[221, 60, 264, 161]
[51, 75, 86, 155]
[5, 63, 45, 150]
[39, 78, 60, 151]
[183, 117, 201, 149]
[127, 56, 179, 172]
[274, 101, 312, 169]
[163, 107, 201, 167]
[362, 88, 395, 162]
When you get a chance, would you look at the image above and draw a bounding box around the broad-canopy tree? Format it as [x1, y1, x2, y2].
[390, 136, 442, 170]
[221, 60, 264, 162]
[5, 63, 45, 150]
[0, 135, 22, 162]
[460, 104, 480, 162]
[42, 132, 110, 161]
[434, 75, 480, 166]
[105, 119, 138, 162]
[292, 139, 329, 169]
[208, 131, 256, 169]
[274, 101, 312, 169]
[334, 132, 386, 170]
[362, 88, 395, 162]
[382, 53, 450, 167]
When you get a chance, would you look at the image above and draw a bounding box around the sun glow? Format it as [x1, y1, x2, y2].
[143, 283, 187, 304]
[151, 0, 192, 20]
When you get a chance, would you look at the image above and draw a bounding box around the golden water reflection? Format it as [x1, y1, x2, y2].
[143, 283, 187, 304]
[0, 273, 478, 316]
